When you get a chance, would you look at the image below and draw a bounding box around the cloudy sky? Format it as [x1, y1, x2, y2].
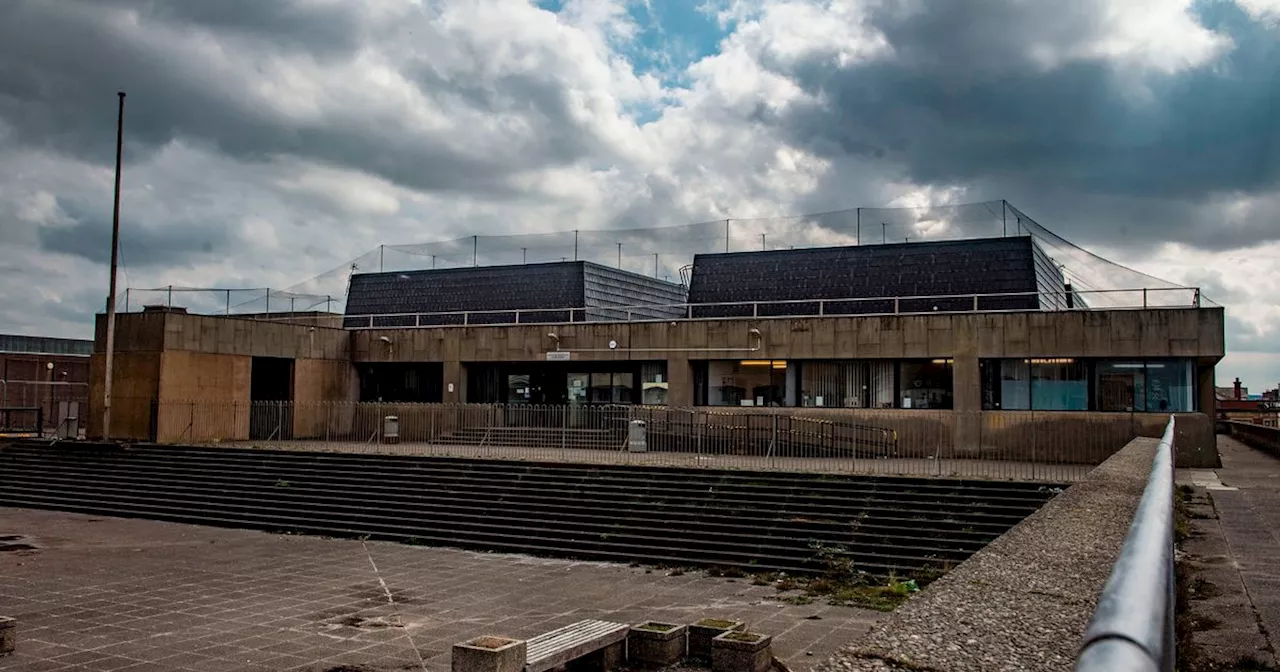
[1, 0, 1277, 389]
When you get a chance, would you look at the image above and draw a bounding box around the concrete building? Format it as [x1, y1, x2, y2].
[88, 236, 1225, 465]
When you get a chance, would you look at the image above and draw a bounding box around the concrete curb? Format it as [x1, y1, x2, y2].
[815, 437, 1159, 672]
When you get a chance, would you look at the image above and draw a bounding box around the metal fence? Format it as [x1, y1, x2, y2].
[334, 287, 1204, 329]
[1075, 415, 1176, 671]
[129, 400, 1165, 482]
[1, 380, 88, 431]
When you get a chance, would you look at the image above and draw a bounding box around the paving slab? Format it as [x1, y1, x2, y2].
[0, 508, 881, 672]
[1188, 435, 1280, 669]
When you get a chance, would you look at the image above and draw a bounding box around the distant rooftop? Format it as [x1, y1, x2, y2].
[0, 333, 93, 357]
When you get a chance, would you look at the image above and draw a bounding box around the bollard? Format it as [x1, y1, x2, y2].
[0, 616, 15, 656]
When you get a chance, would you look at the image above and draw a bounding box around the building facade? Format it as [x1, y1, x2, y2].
[87, 237, 1226, 465]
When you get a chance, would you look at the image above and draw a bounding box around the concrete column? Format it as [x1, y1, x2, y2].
[443, 361, 465, 403]
[952, 315, 981, 457]
[666, 356, 693, 407]
[1198, 362, 1216, 417]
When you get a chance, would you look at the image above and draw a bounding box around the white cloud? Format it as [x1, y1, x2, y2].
[1048, 0, 1232, 73]
[0, 0, 1276, 391]
[1237, 0, 1280, 24]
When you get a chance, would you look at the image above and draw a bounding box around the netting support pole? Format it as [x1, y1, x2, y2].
[473, 236, 478, 266]
[653, 253, 659, 278]
[573, 230, 579, 261]
[125, 289, 130, 313]
[856, 208, 861, 245]
[522, 248, 527, 264]
[617, 242, 622, 268]
[379, 244, 384, 273]
[725, 219, 730, 252]
[103, 91, 125, 442]
[1002, 199, 1008, 237]
[265, 288, 270, 315]
[761, 233, 766, 251]
[226, 290, 230, 315]
[167, 285, 173, 308]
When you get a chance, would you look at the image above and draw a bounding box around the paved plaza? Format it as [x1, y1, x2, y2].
[0, 508, 881, 672]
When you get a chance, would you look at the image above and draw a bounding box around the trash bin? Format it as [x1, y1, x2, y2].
[627, 420, 647, 453]
[383, 415, 400, 444]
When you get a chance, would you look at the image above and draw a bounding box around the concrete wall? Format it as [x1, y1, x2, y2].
[292, 359, 360, 438]
[350, 308, 1224, 364]
[1225, 422, 1280, 459]
[89, 312, 357, 440]
[699, 407, 1215, 467]
[155, 352, 252, 442]
[87, 351, 160, 440]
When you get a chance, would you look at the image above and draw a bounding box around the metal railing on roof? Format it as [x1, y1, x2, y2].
[333, 287, 1204, 330]
[1074, 415, 1176, 672]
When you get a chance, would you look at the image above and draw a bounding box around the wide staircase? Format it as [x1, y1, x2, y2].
[0, 441, 1059, 576]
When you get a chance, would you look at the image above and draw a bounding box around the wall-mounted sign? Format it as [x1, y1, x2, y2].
[546, 351, 571, 361]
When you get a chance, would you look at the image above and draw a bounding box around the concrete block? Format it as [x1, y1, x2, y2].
[711, 631, 772, 672]
[452, 636, 526, 672]
[628, 622, 687, 668]
[689, 618, 744, 660]
[0, 616, 14, 656]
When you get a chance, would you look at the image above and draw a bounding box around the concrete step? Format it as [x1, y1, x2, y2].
[0, 442, 1058, 504]
[0, 442, 1056, 575]
[0, 450, 1042, 520]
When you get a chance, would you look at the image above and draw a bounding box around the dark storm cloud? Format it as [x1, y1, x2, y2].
[37, 202, 230, 267]
[773, 1, 1280, 250]
[0, 0, 607, 198]
[82, 0, 366, 57]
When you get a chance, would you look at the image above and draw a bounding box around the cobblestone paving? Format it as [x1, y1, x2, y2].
[0, 508, 880, 672]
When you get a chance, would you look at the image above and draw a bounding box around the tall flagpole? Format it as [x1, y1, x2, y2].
[103, 91, 125, 440]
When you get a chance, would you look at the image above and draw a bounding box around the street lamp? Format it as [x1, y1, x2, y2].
[45, 362, 54, 433]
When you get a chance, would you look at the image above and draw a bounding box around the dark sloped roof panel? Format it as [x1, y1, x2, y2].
[345, 262, 586, 317]
[688, 237, 1057, 315]
[344, 261, 687, 325]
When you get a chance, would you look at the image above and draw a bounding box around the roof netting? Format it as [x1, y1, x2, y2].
[124, 200, 1200, 315]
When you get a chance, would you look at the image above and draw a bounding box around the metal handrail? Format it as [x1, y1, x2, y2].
[1075, 415, 1176, 672]
[336, 287, 1205, 330]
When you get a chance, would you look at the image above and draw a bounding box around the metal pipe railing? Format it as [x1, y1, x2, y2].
[337, 287, 1206, 330]
[1075, 415, 1176, 672]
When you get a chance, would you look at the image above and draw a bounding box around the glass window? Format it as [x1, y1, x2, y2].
[869, 360, 895, 408]
[611, 372, 634, 404]
[705, 360, 788, 406]
[641, 363, 668, 405]
[1096, 361, 1147, 412]
[800, 361, 864, 408]
[796, 361, 888, 408]
[899, 359, 953, 409]
[1000, 359, 1031, 410]
[1145, 359, 1194, 412]
[506, 374, 532, 404]
[1030, 358, 1088, 410]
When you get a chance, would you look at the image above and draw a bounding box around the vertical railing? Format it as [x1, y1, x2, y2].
[1075, 415, 1176, 672]
[133, 400, 1162, 482]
